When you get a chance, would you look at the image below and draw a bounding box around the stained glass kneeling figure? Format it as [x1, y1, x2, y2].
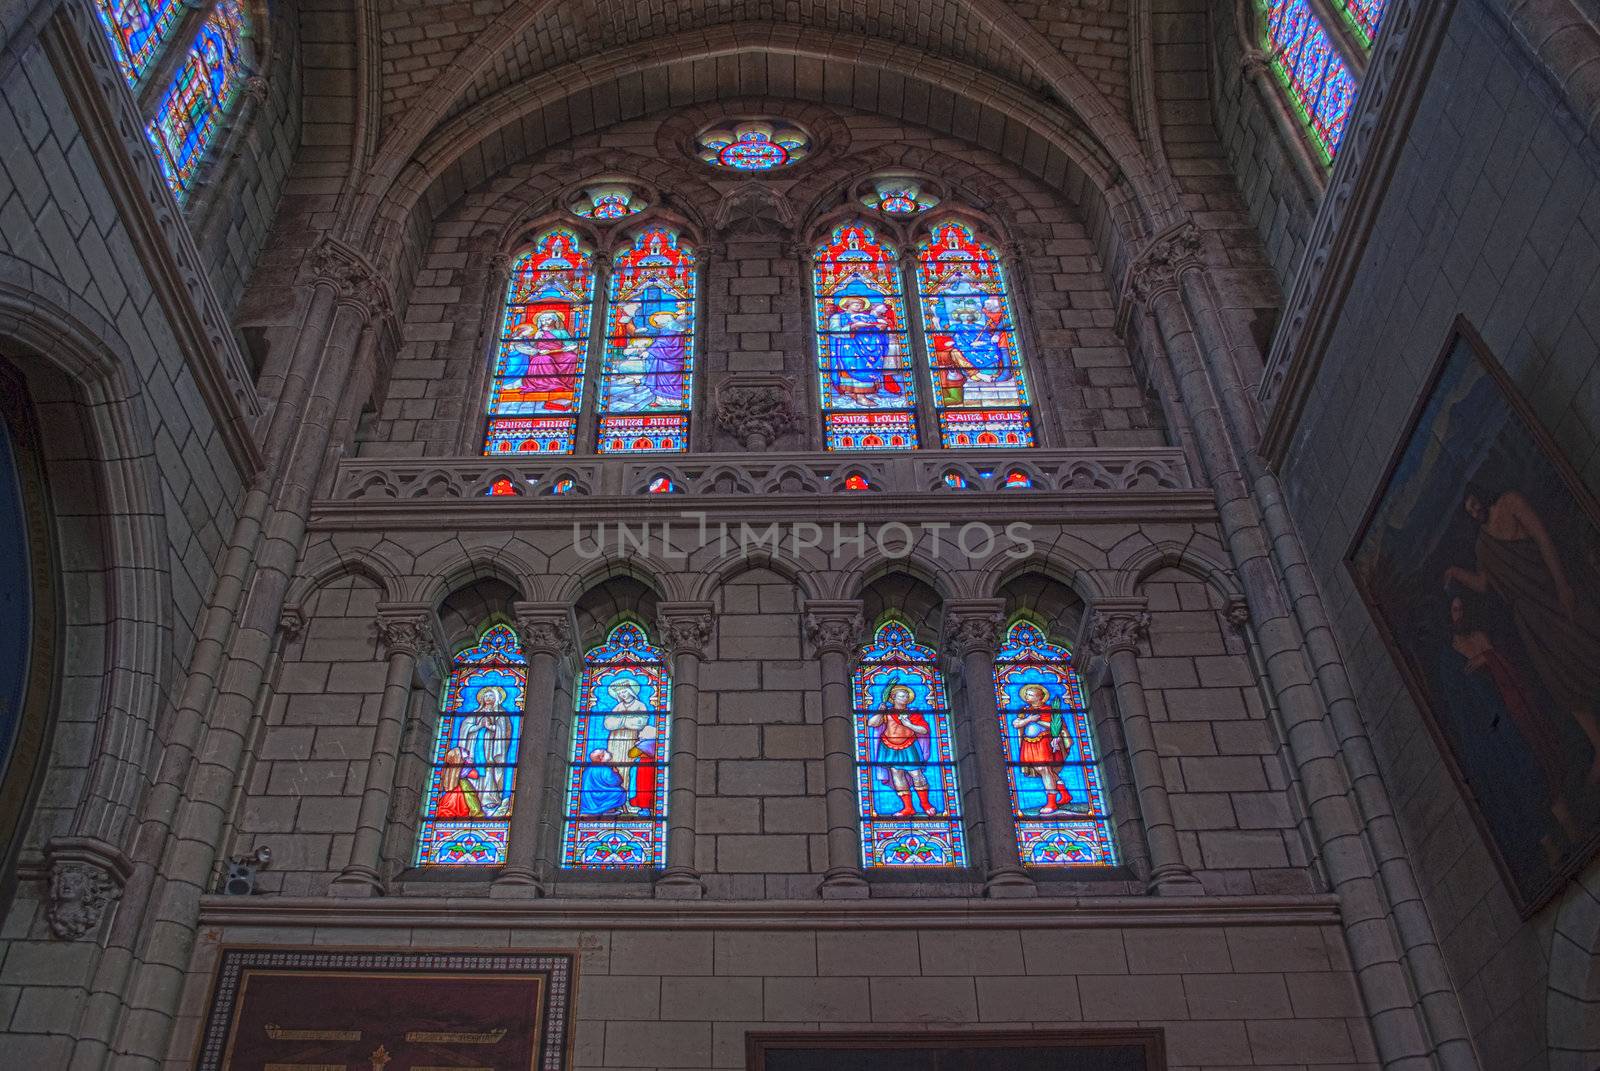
[416, 624, 526, 867]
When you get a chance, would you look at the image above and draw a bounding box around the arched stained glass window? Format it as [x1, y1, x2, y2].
[598, 227, 697, 453]
[853, 620, 966, 867]
[416, 624, 524, 867]
[562, 622, 671, 868]
[145, 0, 251, 199]
[94, 0, 184, 85]
[1260, 0, 1357, 160]
[813, 222, 919, 451]
[483, 228, 596, 455]
[994, 620, 1117, 867]
[916, 220, 1036, 449]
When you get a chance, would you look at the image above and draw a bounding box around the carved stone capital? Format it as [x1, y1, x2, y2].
[804, 602, 864, 657]
[1238, 48, 1273, 80]
[1225, 598, 1251, 632]
[278, 606, 306, 644]
[1087, 610, 1151, 658]
[714, 379, 799, 451]
[658, 604, 715, 658]
[375, 606, 436, 659]
[310, 237, 392, 320]
[514, 606, 576, 660]
[242, 74, 269, 104]
[43, 837, 132, 941]
[1129, 223, 1204, 304]
[943, 603, 1004, 658]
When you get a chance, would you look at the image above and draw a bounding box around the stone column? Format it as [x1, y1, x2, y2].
[494, 604, 575, 895]
[655, 603, 714, 898]
[944, 600, 1036, 898]
[1085, 601, 1203, 895]
[1131, 231, 1475, 1065]
[332, 603, 438, 897]
[804, 600, 869, 898]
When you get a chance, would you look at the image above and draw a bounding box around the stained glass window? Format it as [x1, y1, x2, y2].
[916, 221, 1036, 449]
[483, 229, 596, 456]
[854, 620, 966, 867]
[698, 121, 810, 171]
[1261, 0, 1358, 160]
[994, 620, 1117, 866]
[416, 624, 525, 867]
[813, 222, 919, 451]
[144, 0, 250, 199]
[562, 622, 671, 868]
[597, 227, 697, 453]
[1340, 0, 1387, 46]
[94, 0, 184, 85]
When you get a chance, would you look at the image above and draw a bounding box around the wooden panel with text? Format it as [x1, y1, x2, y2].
[195, 949, 576, 1071]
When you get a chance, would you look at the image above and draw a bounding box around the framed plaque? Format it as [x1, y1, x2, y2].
[195, 948, 576, 1070]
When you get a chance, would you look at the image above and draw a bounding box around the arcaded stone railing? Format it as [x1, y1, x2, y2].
[327, 447, 1195, 501]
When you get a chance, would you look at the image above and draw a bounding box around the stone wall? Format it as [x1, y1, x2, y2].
[1276, 0, 1600, 1065]
[176, 912, 1376, 1069]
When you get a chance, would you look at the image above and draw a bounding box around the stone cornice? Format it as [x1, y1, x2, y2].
[44, 4, 263, 478]
[330, 448, 1194, 501]
[1258, 0, 1455, 465]
[198, 892, 1343, 931]
[311, 491, 1220, 532]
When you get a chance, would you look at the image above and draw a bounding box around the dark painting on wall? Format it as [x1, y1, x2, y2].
[1349, 318, 1600, 915]
[195, 948, 576, 1070]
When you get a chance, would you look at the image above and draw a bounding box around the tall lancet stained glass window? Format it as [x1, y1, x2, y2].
[95, 0, 184, 85]
[1260, 0, 1357, 160]
[994, 620, 1117, 866]
[854, 620, 966, 867]
[598, 227, 697, 453]
[145, 0, 250, 198]
[416, 624, 525, 867]
[483, 229, 597, 455]
[915, 221, 1036, 449]
[562, 622, 672, 868]
[813, 222, 918, 450]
